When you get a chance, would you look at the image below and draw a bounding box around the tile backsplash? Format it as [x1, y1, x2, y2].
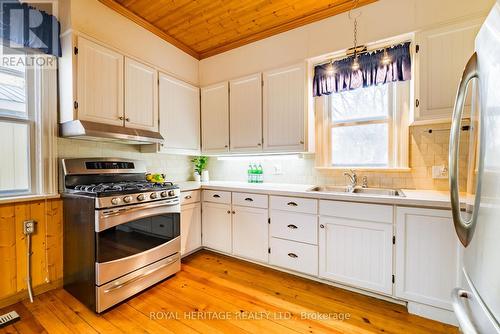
[57, 122, 470, 191]
[57, 138, 194, 182]
[208, 123, 470, 191]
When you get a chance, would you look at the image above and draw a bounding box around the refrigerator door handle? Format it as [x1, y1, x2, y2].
[449, 52, 480, 247]
[452, 288, 479, 334]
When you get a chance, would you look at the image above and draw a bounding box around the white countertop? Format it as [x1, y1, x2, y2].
[176, 181, 454, 209]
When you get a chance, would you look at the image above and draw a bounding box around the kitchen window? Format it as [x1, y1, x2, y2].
[316, 80, 410, 169]
[0, 48, 57, 198]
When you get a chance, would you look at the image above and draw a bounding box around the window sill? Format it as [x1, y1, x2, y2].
[315, 167, 412, 172]
[0, 193, 60, 205]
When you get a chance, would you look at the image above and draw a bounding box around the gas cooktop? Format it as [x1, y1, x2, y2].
[70, 181, 178, 197]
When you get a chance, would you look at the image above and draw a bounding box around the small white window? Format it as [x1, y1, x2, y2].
[0, 48, 57, 197]
[316, 81, 410, 169]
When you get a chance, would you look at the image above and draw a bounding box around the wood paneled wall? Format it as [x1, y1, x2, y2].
[0, 198, 63, 307]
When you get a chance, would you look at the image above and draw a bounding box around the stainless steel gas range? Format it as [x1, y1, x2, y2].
[61, 158, 181, 313]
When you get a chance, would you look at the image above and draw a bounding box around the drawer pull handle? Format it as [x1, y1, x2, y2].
[288, 253, 298, 258]
[232, 211, 235, 214]
[287, 202, 298, 207]
[244, 198, 253, 202]
[320, 224, 325, 229]
[184, 195, 192, 200]
[227, 210, 231, 214]
[287, 224, 298, 229]
[213, 194, 221, 198]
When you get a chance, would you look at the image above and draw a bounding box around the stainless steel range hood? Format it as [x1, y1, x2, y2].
[59, 120, 164, 145]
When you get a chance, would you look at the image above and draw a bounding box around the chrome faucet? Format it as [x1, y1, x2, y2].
[343, 169, 357, 192]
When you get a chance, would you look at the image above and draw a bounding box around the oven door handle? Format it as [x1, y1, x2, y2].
[103, 255, 179, 293]
[97, 201, 180, 232]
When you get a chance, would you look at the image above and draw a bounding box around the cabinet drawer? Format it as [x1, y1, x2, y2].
[269, 237, 318, 276]
[270, 196, 317, 214]
[319, 200, 393, 224]
[270, 210, 317, 244]
[202, 190, 231, 204]
[181, 190, 201, 205]
[232, 192, 268, 208]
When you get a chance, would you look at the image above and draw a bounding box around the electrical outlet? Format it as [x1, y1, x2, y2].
[273, 164, 283, 175]
[432, 165, 449, 179]
[23, 220, 36, 235]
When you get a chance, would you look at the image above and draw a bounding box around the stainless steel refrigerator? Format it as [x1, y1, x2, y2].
[449, 1, 500, 333]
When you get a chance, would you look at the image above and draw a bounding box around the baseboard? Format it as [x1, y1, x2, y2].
[0, 279, 63, 309]
[407, 301, 458, 326]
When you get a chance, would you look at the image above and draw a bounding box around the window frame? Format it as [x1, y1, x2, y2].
[0, 49, 58, 198]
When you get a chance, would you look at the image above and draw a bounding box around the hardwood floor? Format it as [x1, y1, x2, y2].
[0, 250, 458, 334]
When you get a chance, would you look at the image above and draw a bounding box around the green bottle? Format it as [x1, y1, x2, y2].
[247, 164, 253, 183]
[257, 164, 263, 183]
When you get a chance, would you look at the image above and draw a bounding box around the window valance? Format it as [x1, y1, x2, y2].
[0, 0, 61, 57]
[313, 42, 411, 97]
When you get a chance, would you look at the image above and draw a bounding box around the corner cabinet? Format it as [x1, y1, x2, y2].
[201, 82, 230, 153]
[124, 58, 158, 131]
[229, 73, 263, 152]
[414, 17, 482, 122]
[263, 64, 306, 152]
[158, 73, 200, 154]
[395, 207, 462, 311]
[76, 36, 124, 126]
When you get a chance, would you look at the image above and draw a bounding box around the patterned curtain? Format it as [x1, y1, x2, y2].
[0, 0, 61, 57]
[313, 42, 411, 97]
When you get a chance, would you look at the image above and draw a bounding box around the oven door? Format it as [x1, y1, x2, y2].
[95, 200, 180, 285]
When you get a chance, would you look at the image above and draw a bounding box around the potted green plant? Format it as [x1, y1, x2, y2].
[191, 156, 208, 182]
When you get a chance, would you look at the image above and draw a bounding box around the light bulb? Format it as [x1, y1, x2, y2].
[381, 49, 391, 65]
[352, 57, 360, 71]
[326, 61, 335, 75]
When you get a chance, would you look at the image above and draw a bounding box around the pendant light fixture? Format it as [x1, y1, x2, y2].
[349, 0, 361, 71]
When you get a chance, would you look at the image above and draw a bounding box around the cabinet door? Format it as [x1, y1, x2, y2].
[77, 37, 124, 126]
[232, 206, 268, 263]
[124, 57, 158, 131]
[181, 202, 202, 256]
[415, 18, 481, 121]
[201, 82, 229, 153]
[159, 73, 200, 154]
[229, 73, 262, 152]
[395, 207, 462, 310]
[319, 216, 393, 294]
[263, 64, 305, 152]
[202, 202, 232, 253]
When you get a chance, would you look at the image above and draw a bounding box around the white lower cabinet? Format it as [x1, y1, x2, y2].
[269, 237, 318, 276]
[318, 200, 393, 295]
[232, 205, 268, 263]
[395, 206, 462, 311]
[202, 202, 232, 253]
[180, 202, 202, 256]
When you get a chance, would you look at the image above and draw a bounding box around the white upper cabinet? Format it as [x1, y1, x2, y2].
[77, 37, 124, 126]
[159, 73, 200, 154]
[201, 82, 230, 153]
[263, 63, 306, 152]
[415, 18, 482, 122]
[229, 73, 263, 152]
[124, 58, 158, 131]
[395, 207, 462, 310]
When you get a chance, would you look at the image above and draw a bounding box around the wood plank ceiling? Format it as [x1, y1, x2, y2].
[98, 0, 377, 59]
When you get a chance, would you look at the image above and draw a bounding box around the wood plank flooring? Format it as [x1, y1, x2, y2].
[0, 250, 458, 334]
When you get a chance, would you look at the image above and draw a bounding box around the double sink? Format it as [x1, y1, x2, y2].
[307, 185, 405, 197]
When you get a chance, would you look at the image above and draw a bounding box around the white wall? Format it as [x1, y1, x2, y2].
[61, 0, 198, 85]
[199, 0, 494, 85]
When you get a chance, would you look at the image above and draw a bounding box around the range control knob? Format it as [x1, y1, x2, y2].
[160, 191, 168, 198]
[137, 194, 146, 201]
[123, 196, 132, 203]
[150, 192, 158, 199]
[168, 190, 176, 197]
[111, 197, 121, 205]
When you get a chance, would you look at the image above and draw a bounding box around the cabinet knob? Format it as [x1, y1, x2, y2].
[300, 140, 304, 144]
[125, 118, 130, 122]
[232, 210, 235, 214]
[257, 143, 262, 146]
[227, 210, 231, 214]
[119, 116, 124, 120]
[287, 253, 298, 258]
[320, 224, 325, 228]
[184, 195, 192, 200]
[224, 145, 228, 148]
